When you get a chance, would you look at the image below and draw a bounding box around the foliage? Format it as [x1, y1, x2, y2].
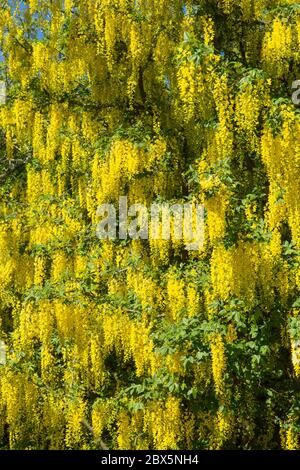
[0, 0, 299, 450]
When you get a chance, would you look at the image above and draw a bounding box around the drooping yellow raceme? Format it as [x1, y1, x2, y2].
[0, 0, 299, 451]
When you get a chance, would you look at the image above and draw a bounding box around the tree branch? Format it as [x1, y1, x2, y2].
[0, 154, 32, 184]
[81, 418, 109, 450]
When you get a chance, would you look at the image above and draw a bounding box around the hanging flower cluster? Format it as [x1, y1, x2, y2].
[0, 0, 299, 451]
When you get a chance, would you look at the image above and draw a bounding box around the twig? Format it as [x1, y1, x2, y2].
[81, 418, 109, 450]
[0, 154, 32, 183]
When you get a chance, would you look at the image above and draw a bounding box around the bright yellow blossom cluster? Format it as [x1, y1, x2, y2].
[0, 0, 299, 451]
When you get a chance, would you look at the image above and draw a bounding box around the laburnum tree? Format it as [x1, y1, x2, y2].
[0, 0, 299, 450]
